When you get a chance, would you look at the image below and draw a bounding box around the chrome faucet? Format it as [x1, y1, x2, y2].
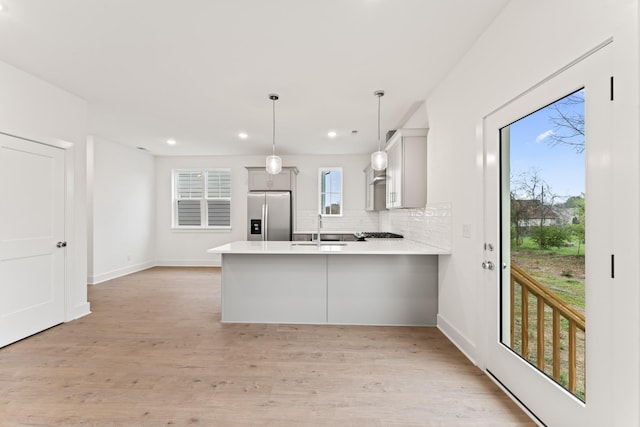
[317, 213, 323, 247]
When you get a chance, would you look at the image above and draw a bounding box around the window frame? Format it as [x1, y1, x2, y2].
[318, 167, 343, 217]
[172, 168, 232, 231]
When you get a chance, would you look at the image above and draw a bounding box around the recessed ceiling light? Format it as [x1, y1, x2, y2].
[0, 3, 6, 12]
[167, 139, 177, 146]
[328, 131, 337, 138]
[238, 132, 248, 139]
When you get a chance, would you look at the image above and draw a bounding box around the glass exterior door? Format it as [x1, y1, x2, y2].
[483, 44, 612, 426]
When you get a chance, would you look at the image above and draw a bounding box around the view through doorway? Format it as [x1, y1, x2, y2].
[500, 89, 586, 400]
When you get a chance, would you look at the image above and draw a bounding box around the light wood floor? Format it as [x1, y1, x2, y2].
[0, 267, 535, 426]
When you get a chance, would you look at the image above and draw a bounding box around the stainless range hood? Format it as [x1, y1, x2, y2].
[364, 165, 387, 211]
[372, 169, 386, 183]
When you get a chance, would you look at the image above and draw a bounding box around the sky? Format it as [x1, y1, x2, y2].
[507, 89, 585, 201]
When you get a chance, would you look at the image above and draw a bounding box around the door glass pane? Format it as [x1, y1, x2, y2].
[500, 89, 586, 400]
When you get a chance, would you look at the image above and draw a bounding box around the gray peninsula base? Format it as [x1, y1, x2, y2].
[220, 253, 438, 326]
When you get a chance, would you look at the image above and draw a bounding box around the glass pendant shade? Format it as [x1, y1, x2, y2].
[266, 155, 282, 175]
[371, 150, 388, 171]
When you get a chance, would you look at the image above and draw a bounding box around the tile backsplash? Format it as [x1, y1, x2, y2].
[379, 202, 452, 250]
[296, 202, 451, 251]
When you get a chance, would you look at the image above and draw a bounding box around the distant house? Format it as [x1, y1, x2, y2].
[512, 199, 561, 227]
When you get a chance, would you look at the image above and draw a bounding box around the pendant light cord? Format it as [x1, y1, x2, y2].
[272, 97, 276, 156]
[377, 93, 381, 151]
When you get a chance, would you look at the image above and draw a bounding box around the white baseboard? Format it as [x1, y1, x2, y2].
[65, 302, 91, 321]
[88, 261, 155, 284]
[155, 259, 221, 267]
[437, 313, 478, 366]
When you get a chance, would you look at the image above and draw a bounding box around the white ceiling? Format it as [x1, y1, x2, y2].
[0, 0, 509, 156]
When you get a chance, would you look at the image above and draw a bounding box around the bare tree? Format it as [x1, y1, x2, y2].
[546, 90, 585, 153]
[510, 189, 528, 246]
[511, 169, 561, 249]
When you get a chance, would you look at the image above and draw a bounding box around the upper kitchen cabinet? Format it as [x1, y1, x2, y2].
[246, 167, 299, 191]
[385, 128, 428, 209]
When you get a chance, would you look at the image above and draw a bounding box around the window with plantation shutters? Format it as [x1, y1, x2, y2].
[173, 169, 231, 229]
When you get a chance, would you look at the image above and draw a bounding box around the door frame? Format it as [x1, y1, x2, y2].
[477, 39, 614, 426]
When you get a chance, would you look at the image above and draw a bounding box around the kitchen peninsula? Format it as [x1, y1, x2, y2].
[207, 239, 449, 326]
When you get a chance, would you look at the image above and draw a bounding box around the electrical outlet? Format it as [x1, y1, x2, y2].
[462, 224, 471, 238]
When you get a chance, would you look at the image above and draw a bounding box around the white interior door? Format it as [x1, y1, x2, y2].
[483, 44, 613, 426]
[0, 133, 66, 348]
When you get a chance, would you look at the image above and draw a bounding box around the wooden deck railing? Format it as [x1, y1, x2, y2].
[510, 262, 586, 397]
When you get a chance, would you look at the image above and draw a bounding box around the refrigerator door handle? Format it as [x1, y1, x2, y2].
[263, 203, 269, 241]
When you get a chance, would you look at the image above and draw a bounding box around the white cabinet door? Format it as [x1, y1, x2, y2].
[249, 170, 290, 191]
[392, 140, 403, 207]
[247, 168, 293, 191]
[385, 142, 394, 208]
[385, 138, 402, 208]
[385, 129, 427, 209]
[0, 134, 65, 348]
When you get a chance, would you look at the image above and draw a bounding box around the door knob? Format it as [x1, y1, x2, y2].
[56, 241, 67, 248]
[482, 261, 494, 270]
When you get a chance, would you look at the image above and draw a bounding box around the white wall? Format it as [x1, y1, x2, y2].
[287, 154, 378, 233]
[154, 154, 370, 266]
[424, 0, 638, 424]
[0, 59, 90, 320]
[89, 138, 155, 284]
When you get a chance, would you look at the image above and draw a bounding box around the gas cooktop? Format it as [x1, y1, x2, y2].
[357, 232, 404, 238]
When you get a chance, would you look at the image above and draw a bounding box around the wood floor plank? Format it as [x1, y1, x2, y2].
[0, 267, 535, 426]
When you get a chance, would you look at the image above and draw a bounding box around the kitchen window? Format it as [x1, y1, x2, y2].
[172, 169, 231, 229]
[319, 167, 342, 216]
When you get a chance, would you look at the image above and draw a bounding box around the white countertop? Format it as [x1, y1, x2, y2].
[294, 230, 357, 234]
[207, 239, 450, 255]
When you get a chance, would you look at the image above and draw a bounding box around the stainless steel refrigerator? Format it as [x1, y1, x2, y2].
[247, 191, 292, 241]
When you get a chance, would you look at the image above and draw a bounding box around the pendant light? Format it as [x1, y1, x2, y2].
[266, 93, 282, 175]
[371, 90, 387, 171]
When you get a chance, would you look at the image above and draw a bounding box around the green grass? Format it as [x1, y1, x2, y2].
[515, 236, 584, 256]
[512, 236, 585, 312]
[527, 272, 585, 313]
